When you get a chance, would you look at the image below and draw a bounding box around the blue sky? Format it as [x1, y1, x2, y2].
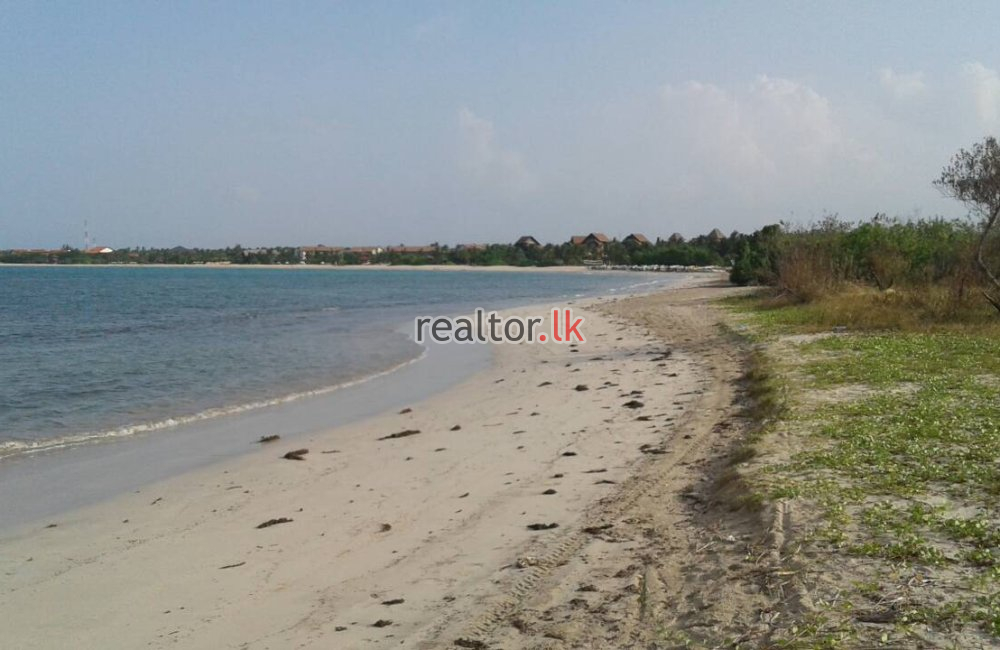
[2, 1, 1000, 248]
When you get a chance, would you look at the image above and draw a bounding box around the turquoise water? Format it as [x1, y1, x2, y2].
[0, 267, 669, 457]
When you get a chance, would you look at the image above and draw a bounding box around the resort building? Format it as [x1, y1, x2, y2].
[622, 233, 651, 247]
[569, 233, 611, 250]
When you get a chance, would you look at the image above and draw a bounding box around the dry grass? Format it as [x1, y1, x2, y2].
[733, 284, 1000, 333]
[775, 241, 845, 302]
[742, 348, 785, 422]
[711, 332, 785, 514]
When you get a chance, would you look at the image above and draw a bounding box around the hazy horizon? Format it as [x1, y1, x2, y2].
[3, 2, 999, 249]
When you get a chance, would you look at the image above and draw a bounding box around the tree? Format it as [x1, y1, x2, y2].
[935, 136, 1000, 312]
[729, 240, 756, 286]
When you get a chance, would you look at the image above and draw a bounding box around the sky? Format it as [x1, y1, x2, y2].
[2, 1, 1000, 248]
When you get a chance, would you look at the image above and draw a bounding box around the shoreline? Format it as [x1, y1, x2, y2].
[0, 333, 490, 532]
[0, 346, 431, 462]
[0, 262, 728, 274]
[0, 275, 727, 649]
[0, 269, 687, 472]
[0, 269, 690, 528]
[0, 263, 590, 272]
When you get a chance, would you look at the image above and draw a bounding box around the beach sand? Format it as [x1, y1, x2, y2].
[0, 279, 749, 649]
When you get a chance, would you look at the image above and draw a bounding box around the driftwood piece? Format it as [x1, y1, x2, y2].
[378, 429, 421, 441]
[256, 517, 293, 529]
[583, 524, 613, 535]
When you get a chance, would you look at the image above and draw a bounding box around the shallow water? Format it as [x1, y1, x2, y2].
[0, 266, 672, 458]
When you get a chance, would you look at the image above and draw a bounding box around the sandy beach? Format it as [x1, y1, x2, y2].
[0, 279, 748, 649]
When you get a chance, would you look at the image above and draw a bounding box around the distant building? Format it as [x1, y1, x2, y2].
[298, 245, 345, 263]
[456, 243, 487, 252]
[622, 233, 650, 247]
[386, 245, 438, 255]
[706, 228, 726, 243]
[667, 233, 685, 244]
[344, 246, 383, 263]
[299, 245, 344, 254]
[569, 233, 610, 249]
[349, 246, 384, 255]
[515, 235, 540, 248]
[328, 246, 385, 264]
[84, 246, 114, 254]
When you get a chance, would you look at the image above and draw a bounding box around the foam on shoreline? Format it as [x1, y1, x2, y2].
[0, 346, 428, 461]
[0, 335, 489, 531]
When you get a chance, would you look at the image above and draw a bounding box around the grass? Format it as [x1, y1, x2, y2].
[723, 285, 1000, 335]
[742, 348, 786, 423]
[721, 289, 1000, 646]
[710, 325, 785, 513]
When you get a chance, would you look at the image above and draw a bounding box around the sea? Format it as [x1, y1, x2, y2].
[0, 266, 675, 461]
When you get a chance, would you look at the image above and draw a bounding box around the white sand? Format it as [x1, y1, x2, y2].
[0, 288, 713, 649]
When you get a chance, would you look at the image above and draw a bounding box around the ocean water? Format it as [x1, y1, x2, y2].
[0, 266, 670, 459]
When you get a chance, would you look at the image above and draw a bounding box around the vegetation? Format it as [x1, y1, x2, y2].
[730, 136, 1000, 320]
[0, 235, 735, 267]
[729, 216, 983, 312]
[0, 245, 284, 266]
[935, 136, 1000, 311]
[706, 137, 1000, 645]
[724, 295, 1000, 647]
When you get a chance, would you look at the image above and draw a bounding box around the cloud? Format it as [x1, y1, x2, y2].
[878, 67, 927, 99]
[963, 62, 1000, 131]
[458, 107, 536, 195]
[658, 75, 870, 203]
[661, 81, 768, 175]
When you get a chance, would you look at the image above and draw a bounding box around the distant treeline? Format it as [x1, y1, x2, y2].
[390, 237, 735, 267]
[0, 234, 742, 267]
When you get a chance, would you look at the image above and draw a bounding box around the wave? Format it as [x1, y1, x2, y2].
[622, 278, 667, 292]
[0, 347, 428, 461]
